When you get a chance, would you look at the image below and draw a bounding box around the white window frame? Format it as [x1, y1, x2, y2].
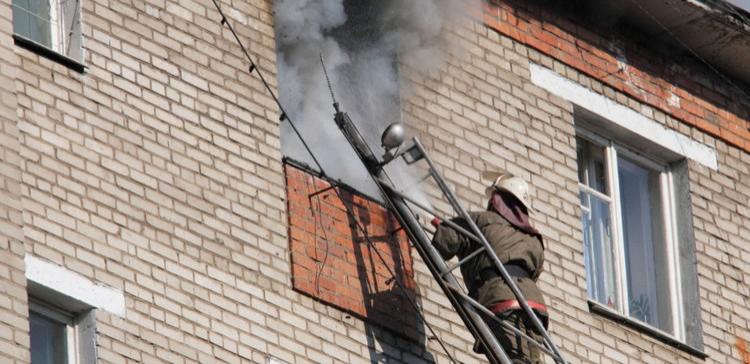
[578, 127, 685, 340]
[29, 300, 79, 364]
[51, 0, 64, 52]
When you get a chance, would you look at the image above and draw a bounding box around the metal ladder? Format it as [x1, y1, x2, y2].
[331, 107, 568, 364]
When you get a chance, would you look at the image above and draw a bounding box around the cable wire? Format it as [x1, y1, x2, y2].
[210, 1, 458, 362]
[210, 0, 325, 174]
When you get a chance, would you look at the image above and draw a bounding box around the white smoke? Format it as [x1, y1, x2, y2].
[274, 0, 474, 198]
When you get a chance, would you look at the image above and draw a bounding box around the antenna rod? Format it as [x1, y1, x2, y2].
[319, 54, 340, 112]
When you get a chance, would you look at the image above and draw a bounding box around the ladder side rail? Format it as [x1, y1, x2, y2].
[373, 182, 493, 277]
[412, 138, 568, 364]
[332, 112, 513, 364]
[381, 173, 565, 362]
[447, 284, 563, 360]
[375, 181, 484, 245]
[375, 183, 501, 278]
[379, 187, 514, 364]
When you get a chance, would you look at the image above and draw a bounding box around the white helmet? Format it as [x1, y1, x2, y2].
[483, 171, 534, 213]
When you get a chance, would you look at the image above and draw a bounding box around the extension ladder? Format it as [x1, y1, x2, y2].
[331, 108, 568, 364]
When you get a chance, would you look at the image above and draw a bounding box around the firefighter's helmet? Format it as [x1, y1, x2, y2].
[483, 171, 534, 213]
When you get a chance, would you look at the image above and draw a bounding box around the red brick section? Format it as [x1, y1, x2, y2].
[285, 163, 421, 340]
[483, 1, 750, 152]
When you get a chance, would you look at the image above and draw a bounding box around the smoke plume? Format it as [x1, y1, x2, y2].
[274, 0, 473, 197]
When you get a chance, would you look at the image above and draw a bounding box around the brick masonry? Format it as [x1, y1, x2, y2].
[10, 0, 300, 362]
[483, 0, 750, 152]
[285, 162, 420, 341]
[400, 3, 750, 363]
[0, 0, 748, 363]
[0, 0, 28, 360]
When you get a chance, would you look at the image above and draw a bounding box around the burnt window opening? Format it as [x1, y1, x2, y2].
[274, 0, 458, 199]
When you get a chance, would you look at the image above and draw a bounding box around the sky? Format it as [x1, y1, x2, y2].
[724, 0, 750, 12]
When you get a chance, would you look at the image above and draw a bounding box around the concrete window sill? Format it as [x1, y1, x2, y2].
[14, 35, 85, 73]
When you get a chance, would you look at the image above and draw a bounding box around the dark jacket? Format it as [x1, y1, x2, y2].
[432, 210, 545, 307]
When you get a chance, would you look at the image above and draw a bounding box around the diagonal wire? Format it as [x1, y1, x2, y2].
[210, 1, 458, 362]
[308, 179, 331, 295]
[65, 0, 80, 56]
[210, 0, 325, 174]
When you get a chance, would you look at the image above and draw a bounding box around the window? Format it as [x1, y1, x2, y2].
[27, 294, 97, 364]
[29, 301, 77, 364]
[12, 0, 83, 64]
[24, 255, 120, 363]
[576, 130, 684, 338]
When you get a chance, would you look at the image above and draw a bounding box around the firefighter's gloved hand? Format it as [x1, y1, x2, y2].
[431, 217, 442, 227]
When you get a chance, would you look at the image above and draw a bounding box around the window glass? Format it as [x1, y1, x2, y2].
[29, 310, 68, 364]
[581, 191, 619, 309]
[11, 0, 82, 62]
[12, 0, 53, 47]
[617, 156, 673, 333]
[576, 137, 608, 194]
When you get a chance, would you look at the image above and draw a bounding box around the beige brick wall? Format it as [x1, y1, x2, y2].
[3, 0, 749, 363]
[0, 0, 28, 360]
[13, 0, 306, 361]
[691, 143, 750, 364]
[9, 0, 446, 362]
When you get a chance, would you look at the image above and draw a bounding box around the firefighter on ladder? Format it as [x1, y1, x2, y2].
[431, 172, 548, 364]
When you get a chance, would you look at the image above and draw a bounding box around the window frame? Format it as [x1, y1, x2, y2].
[576, 127, 686, 341]
[28, 299, 79, 364]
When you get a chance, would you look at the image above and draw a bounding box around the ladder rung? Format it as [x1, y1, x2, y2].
[443, 246, 487, 276]
[358, 137, 568, 364]
[378, 181, 483, 244]
[438, 218, 483, 244]
[449, 288, 564, 362]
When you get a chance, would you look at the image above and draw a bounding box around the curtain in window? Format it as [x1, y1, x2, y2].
[617, 157, 673, 333]
[578, 138, 620, 310]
